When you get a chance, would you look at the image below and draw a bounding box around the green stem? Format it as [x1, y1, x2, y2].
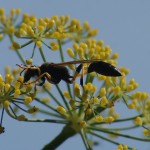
[20, 40, 33, 48]
[35, 98, 59, 113]
[41, 41, 52, 49]
[8, 35, 25, 64]
[55, 85, 70, 111]
[78, 105, 84, 117]
[88, 126, 150, 142]
[26, 118, 68, 124]
[58, 39, 64, 62]
[89, 131, 134, 150]
[39, 47, 46, 62]
[80, 129, 92, 150]
[58, 39, 73, 99]
[5, 108, 16, 120]
[42, 125, 76, 150]
[43, 86, 62, 106]
[37, 108, 62, 118]
[0, 108, 4, 125]
[67, 83, 73, 99]
[85, 74, 90, 84]
[122, 95, 129, 107]
[15, 50, 25, 64]
[113, 114, 143, 123]
[93, 114, 143, 125]
[104, 125, 139, 131]
[31, 43, 36, 58]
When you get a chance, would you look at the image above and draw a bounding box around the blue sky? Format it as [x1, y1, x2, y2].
[1, 1, 150, 150]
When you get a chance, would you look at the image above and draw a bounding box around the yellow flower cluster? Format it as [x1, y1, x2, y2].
[71, 82, 119, 123]
[67, 40, 117, 63]
[12, 14, 98, 52]
[56, 106, 66, 115]
[1, 8, 150, 149]
[0, 8, 20, 38]
[0, 67, 39, 130]
[0, 73, 33, 107]
[117, 144, 129, 150]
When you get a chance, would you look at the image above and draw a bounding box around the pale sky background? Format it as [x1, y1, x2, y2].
[0, 1, 150, 150]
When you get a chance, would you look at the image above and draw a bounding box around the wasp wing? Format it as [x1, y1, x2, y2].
[52, 60, 122, 77]
[88, 61, 122, 76]
[52, 60, 100, 66]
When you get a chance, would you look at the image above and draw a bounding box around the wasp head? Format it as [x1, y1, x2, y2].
[23, 68, 40, 83]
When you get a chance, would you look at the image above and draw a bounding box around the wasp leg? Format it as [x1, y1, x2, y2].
[70, 64, 83, 83]
[37, 76, 45, 86]
[80, 64, 88, 88]
[80, 66, 84, 87]
[23, 72, 51, 85]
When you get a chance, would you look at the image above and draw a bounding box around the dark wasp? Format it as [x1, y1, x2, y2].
[17, 60, 122, 88]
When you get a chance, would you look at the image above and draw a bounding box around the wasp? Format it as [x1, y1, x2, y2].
[17, 60, 122, 87]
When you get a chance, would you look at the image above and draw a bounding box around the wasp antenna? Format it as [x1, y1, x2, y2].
[16, 64, 29, 69]
[20, 69, 26, 76]
[16, 64, 24, 68]
[16, 64, 22, 68]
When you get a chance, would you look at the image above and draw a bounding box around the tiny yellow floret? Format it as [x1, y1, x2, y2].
[98, 75, 106, 80]
[17, 76, 24, 83]
[104, 116, 114, 123]
[64, 91, 71, 100]
[86, 108, 93, 115]
[134, 117, 142, 126]
[113, 86, 121, 96]
[83, 21, 90, 31]
[143, 129, 150, 136]
[36, 41, 42, 48]
[14, 81, 21, 89]
[79, 120, 86, 127]
[128, 103, 136, 109]
[0, 34, 3, 40]
[10, 8, 15, 17]
[24, 96, 32, 105]
[74, 83, 81, 96]
[16, 8, 21, 15]
[67, 48, 75, 58]
[5, 83, 10, 92]
[0, 74, 3, 82]
[99, 87, 106, 97]
[100, 96, 108, 107]
[17, 115, 27, 121]
[26, 59, 33, 65]
[50, 42, 59, 50]
[11, 42, 21, 50]
[117, 144, 131, 150]
[69, 99, 76, 109]
[47, 19, 55, 29]
[5, 74, 14, 84]
[41, 97, 50, 103]
[111, 53, 119, 59]
[0, 82, 4, 89]
[93, 97, 99, 104]
[0, 8, 5, 16]
[56, 106, 66, 115]
[27, 106, 39, 114]
[95, 116, 103, 123]
[4, 100, 10, 109]
[14, 89, 21, 98]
